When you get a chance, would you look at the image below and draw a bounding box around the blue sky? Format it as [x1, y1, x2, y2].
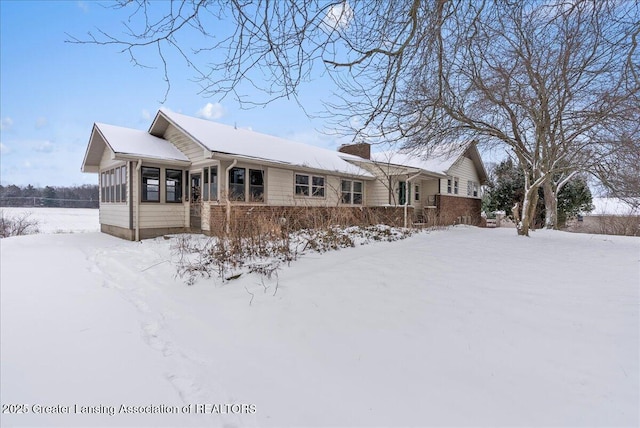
[0, 1, 346, 187]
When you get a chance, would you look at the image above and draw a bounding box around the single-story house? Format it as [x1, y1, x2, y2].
[81, 109, 487, 240]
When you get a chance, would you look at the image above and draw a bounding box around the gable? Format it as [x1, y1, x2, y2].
[370, 142, 488, 184]
[81, 123, 190, 173]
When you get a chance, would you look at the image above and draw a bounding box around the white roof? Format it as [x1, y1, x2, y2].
[159, 109, 372, 177]
[96, 123, 189, 162]
[371, 143, 467, 176]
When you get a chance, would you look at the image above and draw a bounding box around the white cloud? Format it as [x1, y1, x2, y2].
[77, 1, 89, 13]
[323, 2, 353, 32]
[35, 117, 48, 129]
[196, 103, 224, 120]
[34, 141, 55, 153]
[0, 142, 11, 155]
[23, 160, 32, 168]
[141, 109, 152, 121]
[1, 117, 14, 131]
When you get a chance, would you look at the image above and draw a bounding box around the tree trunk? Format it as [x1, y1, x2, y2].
[543, 181, 558, 229]
[517, 185, 540, 236]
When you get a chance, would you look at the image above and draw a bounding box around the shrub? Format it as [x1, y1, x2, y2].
[0, 210, 40, 238]
[170, 210, 415, 285]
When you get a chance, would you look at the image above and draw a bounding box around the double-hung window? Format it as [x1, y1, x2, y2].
[141, 167, 160, 202]
[467, 180, 479, 197]
[295, 173, 325, 198]
[341, 180, 363, 204]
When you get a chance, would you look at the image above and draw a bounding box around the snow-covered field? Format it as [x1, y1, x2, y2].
[1, 209, 638, 427]
[1, 207, 99, 233]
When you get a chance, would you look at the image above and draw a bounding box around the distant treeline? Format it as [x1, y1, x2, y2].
[0, 184, 99, 208]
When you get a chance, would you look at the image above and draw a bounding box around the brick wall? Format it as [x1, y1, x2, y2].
[436, 195, 482, 225]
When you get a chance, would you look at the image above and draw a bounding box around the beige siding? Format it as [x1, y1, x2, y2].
[136, 162, 188, 228]
[139, 204, 186, 228]
[366, 177, 391, 206]
[267, 168, 344, 207]
[423, 179, 440, 205]
[99, 145, 120, 169]
[164, 124, 206, 164]
[440, 156, 481, 198]
[267, 167, 295, 205]
[99, 147, 131, 228]
[99, 204, 129, 228]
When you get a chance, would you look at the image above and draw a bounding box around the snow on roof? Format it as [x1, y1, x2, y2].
[159, 109, 373, 177]
[96, 123, 189, 162]
[370, 143, 468, 176]
[587, 197, 640, 216]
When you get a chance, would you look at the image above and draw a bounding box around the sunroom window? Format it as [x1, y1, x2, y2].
[249, 169, 264, 202]
[141, 167, 160, 202]
[228, 167, 245, 201]
[166, 169, 183, 203]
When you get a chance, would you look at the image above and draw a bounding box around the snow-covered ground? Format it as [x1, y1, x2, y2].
[1, 210, 638, 427]
[1, 207, 99, 233]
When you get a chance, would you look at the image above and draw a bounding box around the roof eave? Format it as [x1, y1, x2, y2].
[213, 152, 375, 179]
[113, 153, 191, 166]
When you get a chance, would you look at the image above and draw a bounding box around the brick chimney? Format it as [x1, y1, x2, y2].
[338, 142, 371, 160]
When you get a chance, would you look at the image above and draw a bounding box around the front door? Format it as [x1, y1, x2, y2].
[190, 173, 201, 230]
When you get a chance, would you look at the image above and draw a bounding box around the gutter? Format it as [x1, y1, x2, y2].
[224, 159, 238, 235]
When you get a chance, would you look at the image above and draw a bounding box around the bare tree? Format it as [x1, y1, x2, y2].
[594, 118, 640, 209]
[67, 0, 436, 121]
[396, 0, 639, 235]
[70, 0, 639, 235]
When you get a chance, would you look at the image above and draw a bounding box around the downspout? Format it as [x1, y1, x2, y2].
[128, 161, 133, 231]
[405, 172, 422, 228]
[224, 159, 238, 235]
[135, 159, 142, 241]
